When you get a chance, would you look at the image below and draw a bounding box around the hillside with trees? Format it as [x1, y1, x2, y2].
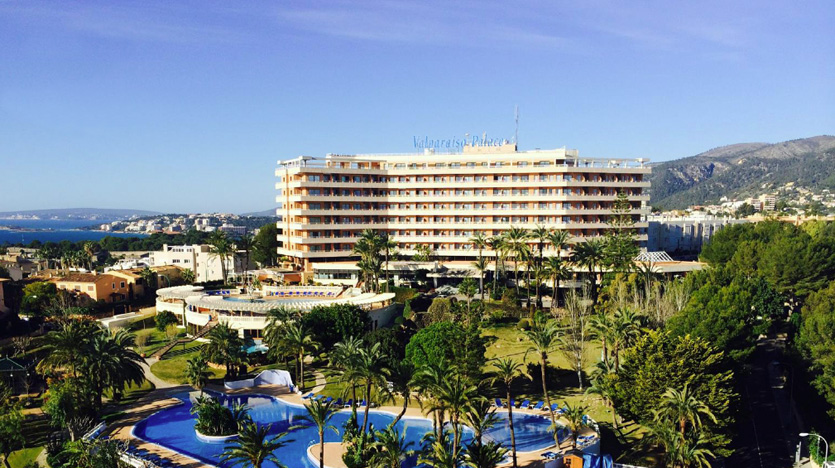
[649, 135, 835, 209]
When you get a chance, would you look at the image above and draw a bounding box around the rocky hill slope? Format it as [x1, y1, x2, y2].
[649, 135, 835, 209]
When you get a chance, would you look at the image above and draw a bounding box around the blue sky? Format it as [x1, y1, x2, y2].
[1, 0, 833, 213]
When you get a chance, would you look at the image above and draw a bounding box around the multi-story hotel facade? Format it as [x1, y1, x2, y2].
[275, 143, 650, 271]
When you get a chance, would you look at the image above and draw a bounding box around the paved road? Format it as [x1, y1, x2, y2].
[726, 339, 795, 468]
[141, 357, 176, 389]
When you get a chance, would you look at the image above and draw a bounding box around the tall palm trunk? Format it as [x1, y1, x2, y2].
[384, 248, 390, 293]
[540, 353, 559, 447]
[491, 256, 499, 299]
[298, 350, 305, 391]
[319, 429, 325, 468]
[391, 397, 408, 427]
[362, 380, 372, 433]
[351, 383, 358, 418]
[537, 241, 544, 308]
[507, 387, 518, 468]
[513, 257, 520, 298]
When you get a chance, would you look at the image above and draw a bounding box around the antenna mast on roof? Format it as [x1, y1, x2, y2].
[514, 105, 519, 148]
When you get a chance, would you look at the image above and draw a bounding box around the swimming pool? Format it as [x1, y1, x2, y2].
[133, 392, 557, 468]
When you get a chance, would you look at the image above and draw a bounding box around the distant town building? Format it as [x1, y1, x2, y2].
[219, 223, 247, 236]
[52, 273, 139, 304]
[0, 278, 9, 313]
[647, 215, 748, 255]
[150, 244, 250, 283]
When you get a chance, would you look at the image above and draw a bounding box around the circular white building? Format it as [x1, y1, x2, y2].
[155, 285, 396, 338]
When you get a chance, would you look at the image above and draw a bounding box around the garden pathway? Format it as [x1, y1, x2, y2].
[141, 357, 176, 389]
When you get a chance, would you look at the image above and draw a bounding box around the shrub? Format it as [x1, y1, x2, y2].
[402, 300, 413, 321]
[517, 318, 531, 330]
[391, 287, 418, 304]
[190, 396, 249, 436]
[155, 311, 178, 331]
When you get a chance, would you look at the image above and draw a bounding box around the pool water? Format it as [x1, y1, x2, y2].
[133, 392, 556, 468]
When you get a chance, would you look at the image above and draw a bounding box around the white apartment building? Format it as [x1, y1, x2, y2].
[150, 244, 248, 283]
[276, 143, 651, 269]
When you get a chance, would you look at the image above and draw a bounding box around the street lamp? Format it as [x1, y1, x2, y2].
[800, 432, 829, 462]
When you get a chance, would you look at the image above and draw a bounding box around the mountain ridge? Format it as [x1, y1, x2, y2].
[649, 135, 835, 209]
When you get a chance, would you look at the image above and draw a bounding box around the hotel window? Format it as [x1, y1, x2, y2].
[435, 163, 447, 168]
[518, 161, 528, 167]
[111, 283, 116, 290]
[434, 176, 444, 182]
[466, 162, 475, 167]
[120, 282, 125, 288]
[87, 286, 94, 292]
[395, 163, 405, 169]
[309, 175, 321, 182]
[494, 162, 503, 168]
[309, 189, 321, 196]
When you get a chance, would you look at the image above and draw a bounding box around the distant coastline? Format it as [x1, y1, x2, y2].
[0, 219, 149, 245]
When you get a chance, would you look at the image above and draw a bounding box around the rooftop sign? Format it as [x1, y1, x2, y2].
[413, 134, 509, 150]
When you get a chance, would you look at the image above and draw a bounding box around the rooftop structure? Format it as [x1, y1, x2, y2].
[155, 285, 396, 338]
[276, 144, 650, 269]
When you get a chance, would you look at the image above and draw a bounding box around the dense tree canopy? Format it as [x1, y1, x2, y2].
[252, 223, 280, 267]
[612, 331, 736, 456]
[300, 304, 370, 352]
[404, 321, 487, 380]
[797, 281, 835, 417]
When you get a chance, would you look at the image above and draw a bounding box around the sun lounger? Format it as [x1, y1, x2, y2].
[531, 401, 544, 410]
[324, 396, 333, 403]
[360, 399, 367, 407]
[335, 398, 343, 406]
[519, 399, 531, 409]
[509, 399, 516, 408]
[494, 398, 504, 408]
[344, 399, 353, 407]
[302, 393, 314, 399]
[550, 403, 560, 412]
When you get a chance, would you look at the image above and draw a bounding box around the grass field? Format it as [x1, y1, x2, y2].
[8, 446, 43, 468]
[150, 346, 225, 384]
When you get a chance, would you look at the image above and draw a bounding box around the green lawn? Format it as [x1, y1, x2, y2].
[150, 347, 225, 384]
[481, 322, 602, 372]
[133, 326, 187, 356]
[8, 446, 43, 468]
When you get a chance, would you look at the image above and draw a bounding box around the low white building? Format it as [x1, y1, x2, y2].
[150, 244, 250, 283]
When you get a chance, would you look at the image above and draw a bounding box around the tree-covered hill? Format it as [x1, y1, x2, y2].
[649, 135, 835, 209]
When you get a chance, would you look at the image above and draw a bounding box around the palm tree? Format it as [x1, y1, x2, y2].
[299, 399, 339, 468]
[384, 359, 415, 428]
[462, 398, 500, 445]
[472, 257, 489, 301]
[586, 359, 619, 429]
[470, 232, 488, 298]
[610, 307, 642, 370]
[648, 422, 715, 468]
[414, 359, 450, 440]
[220, 421, 294, 468]
[589, 310, 614, 363]
[413, 244, 433, 263]
[204, 322, 244, 379]
[89, 328, 145, 407]
[332, 336, 364, 418]
[82, 241, 97, 271]
[572, 238, 606, 305]
[208, 231, 236, 285]
[37, 319, 99, 379]
[436, 375, 478, 460]
[236, 233, 256, 286]
[491, 358, 526, 468]
[370, 426, 415, 468]
[544, 256, 571, 310]
[504, 227, 528, 297]
[418, 430, 463, 468]
[656, 385, 717, 438]
[464, 440, 508, 468]
[280, 321, 317, 391]
[530, 226, 551, 308]
[353, 230, 383, 292]
[547, 230, 572, 261]
[561, 401, 589, 449]
[181, 268, 195, 284]
[355, 342, 389, 434]
[523, 316, 561, 446]
[381, 233, 398, 293]
[487, 235, 506, 298]
[185, 355, 211, 396]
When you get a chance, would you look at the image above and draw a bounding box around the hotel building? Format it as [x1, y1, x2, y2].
[275, 143, 650, 271]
